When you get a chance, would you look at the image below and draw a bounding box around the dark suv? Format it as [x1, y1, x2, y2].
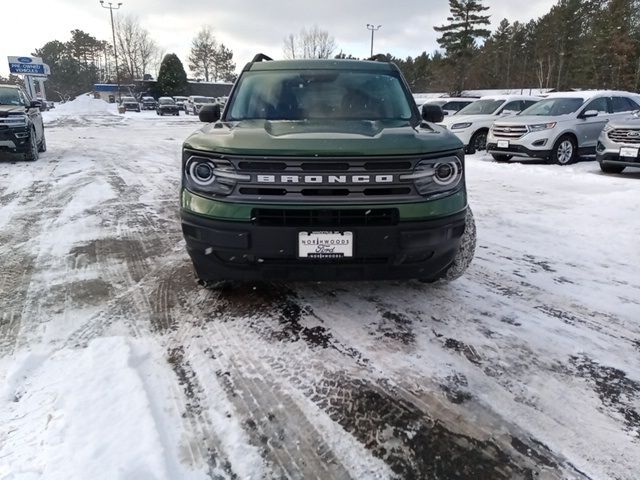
[0, 85, 46, 161]
[181, 56, 476, 285]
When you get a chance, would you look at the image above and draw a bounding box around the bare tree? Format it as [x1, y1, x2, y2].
[115, 15, 159, 81]
[189, 27, 236, 82]
[282, 25, 336, 59]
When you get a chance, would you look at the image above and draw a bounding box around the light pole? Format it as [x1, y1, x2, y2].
[366, 24, 382, 58]
[100, 1, 122, 101]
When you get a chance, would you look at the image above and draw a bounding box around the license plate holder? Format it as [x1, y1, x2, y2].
[620, 146, 639, 159]
[497, 140, 510, 149]
[298, 231, 353, 259]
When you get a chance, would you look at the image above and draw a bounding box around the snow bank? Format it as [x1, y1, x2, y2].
[0, 337, 206, 480]
[43, 94, 117, 122]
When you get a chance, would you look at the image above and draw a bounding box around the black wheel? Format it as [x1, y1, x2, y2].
[38, 131, 47, 153]
[467, 130, 488, 154]
[550, 135, 577, 165]
[599, 162, 625, 174]
[492, 154, 512, 162]
[24, 129, 39, 161]
[420, 208, 476, 283]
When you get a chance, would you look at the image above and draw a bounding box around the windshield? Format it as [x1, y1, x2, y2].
[122, 97, 136, 102]
[159, 98, 175, 105]
[521, 98, 584, 116]
[193, 97, 210, 103]
[227, 70, 414, 121]
[456, 99, 504, 115]
[0, 86, 22, 106]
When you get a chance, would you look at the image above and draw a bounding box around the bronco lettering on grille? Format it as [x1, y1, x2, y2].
[256, 175, 395, 184]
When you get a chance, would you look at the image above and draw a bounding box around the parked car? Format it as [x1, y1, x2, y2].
[596, 110, 640, 174]
[419, 97, 477, 117]
[185, 96, 215, 115]
[174, 96, 188, 110]
[441, 95, 540, 153]
[156, 97, 180, 116]
[0, 84, 46, 161]
[181, 55, 475, 285]
[487, 91, 640, 164]
[120, 96, 141, 112]
[141, 96, 157, 110]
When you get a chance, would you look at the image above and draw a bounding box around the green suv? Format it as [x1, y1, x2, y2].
[180, 55, 475, 284]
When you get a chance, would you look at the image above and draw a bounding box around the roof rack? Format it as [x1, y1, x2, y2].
[251, 53, 273, 63]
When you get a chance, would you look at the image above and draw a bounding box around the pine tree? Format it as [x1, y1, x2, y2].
[434, 0, 491, 93]
[156, 54, 188, 97]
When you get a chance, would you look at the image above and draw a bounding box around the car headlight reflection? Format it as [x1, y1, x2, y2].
[450, 122, 472, 130]
[528, 122, 556, 132]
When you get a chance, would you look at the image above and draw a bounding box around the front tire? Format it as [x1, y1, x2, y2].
[38, 132, 47, 153]
[599, 162, 625, 174]
[24, 128, 39, 161]
[468, 129, 488, 155]
[550, 135, 577, 165]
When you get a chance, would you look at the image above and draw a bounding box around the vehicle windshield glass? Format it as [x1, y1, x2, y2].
[0, 87, 22, 106]
[122, 97, 136, 102]
[456, 99, 504, 115]
[193, 97, 209, 103]
[227, 70, 414, 121]
[520, 98, 584, 116]
[159, 98, 174, 105]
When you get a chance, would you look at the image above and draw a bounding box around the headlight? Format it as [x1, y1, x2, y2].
[400, 154, 463, 198]
[3, 114, 28, 127]
[184, 155, 250, 196]
[450, 122, 472, 130]
[528, 122, 556, 132]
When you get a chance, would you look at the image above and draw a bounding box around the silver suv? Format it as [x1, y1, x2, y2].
[487, 91, 640, 165]
[596, 111, 640, 174]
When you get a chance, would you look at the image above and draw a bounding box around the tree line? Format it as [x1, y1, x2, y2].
[283, 0, 640, 94]
[0, 18, 236, 100]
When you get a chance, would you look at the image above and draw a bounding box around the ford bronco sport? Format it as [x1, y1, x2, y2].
[180, 55, 476, 284]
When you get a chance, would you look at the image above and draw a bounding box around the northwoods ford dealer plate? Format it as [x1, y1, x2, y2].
[299, 232, 353, 258]
[620, 146, 639, 159]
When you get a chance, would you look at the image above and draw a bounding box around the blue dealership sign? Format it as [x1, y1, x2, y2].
[17, 57, 33, 63]
[7, 56, 48, 75]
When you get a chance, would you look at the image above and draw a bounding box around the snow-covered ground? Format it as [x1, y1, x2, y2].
[0, 95, 639, 480]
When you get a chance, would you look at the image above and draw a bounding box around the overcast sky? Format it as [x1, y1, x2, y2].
[0, 0, 558, 78]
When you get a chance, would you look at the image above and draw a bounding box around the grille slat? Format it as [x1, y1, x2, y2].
[608, 129, 640, 145]
[252, 208, 399, 227]
[492, 125, 528, 139]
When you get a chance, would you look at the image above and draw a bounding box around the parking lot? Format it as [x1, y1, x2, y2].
[1, 98, 639, 479]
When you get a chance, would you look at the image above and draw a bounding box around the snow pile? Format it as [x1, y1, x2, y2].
[0, 337, 206, 480]
[43, 94, 117, 122]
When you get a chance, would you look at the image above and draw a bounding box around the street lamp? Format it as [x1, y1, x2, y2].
[100, 1, 123, 101]
[366, 24, 382, 58]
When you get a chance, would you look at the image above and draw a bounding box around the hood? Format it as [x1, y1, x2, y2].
[607, 115, 640, 129]
[184, 119, 462, 156]
[494, 114, 572, 126]
[0, 105, 26, 116]
[440, 114, 497, 126]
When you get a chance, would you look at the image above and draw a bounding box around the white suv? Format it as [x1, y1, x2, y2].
[487, 91, 640, 164]
[440, 95, 540, 153]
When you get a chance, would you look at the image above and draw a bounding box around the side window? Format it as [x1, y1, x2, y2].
[18, 89, 30, 107]
[443, 102, 462, 111]
[522, 100, 538, 109]
[612, 96, 638, 113]
[583, 97, 609, 114]
[501, 101, 522, 113]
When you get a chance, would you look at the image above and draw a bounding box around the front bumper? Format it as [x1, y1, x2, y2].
[181, 208, 468, 282]
[487, 129, 553, 159]
[486, 142, 550, 159]
[0, 127, 30, 153]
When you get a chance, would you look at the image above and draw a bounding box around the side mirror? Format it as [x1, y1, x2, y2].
[421, 104, 444, 123]
[199, 104, 221, 123]
[581, 110, 599, 119]
[29, 100, 42, 109]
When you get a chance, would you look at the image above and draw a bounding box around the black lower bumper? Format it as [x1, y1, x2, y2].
[597, 152, 640, 168]
[486, 143, 550, 159]
[181, 209, 467, 281]
[0, 128, 29, 153]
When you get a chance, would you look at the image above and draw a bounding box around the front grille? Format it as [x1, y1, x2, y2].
[492, 125, 528, 139]
[608, 129, 640, 145]
[252, 208, 399, 227]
